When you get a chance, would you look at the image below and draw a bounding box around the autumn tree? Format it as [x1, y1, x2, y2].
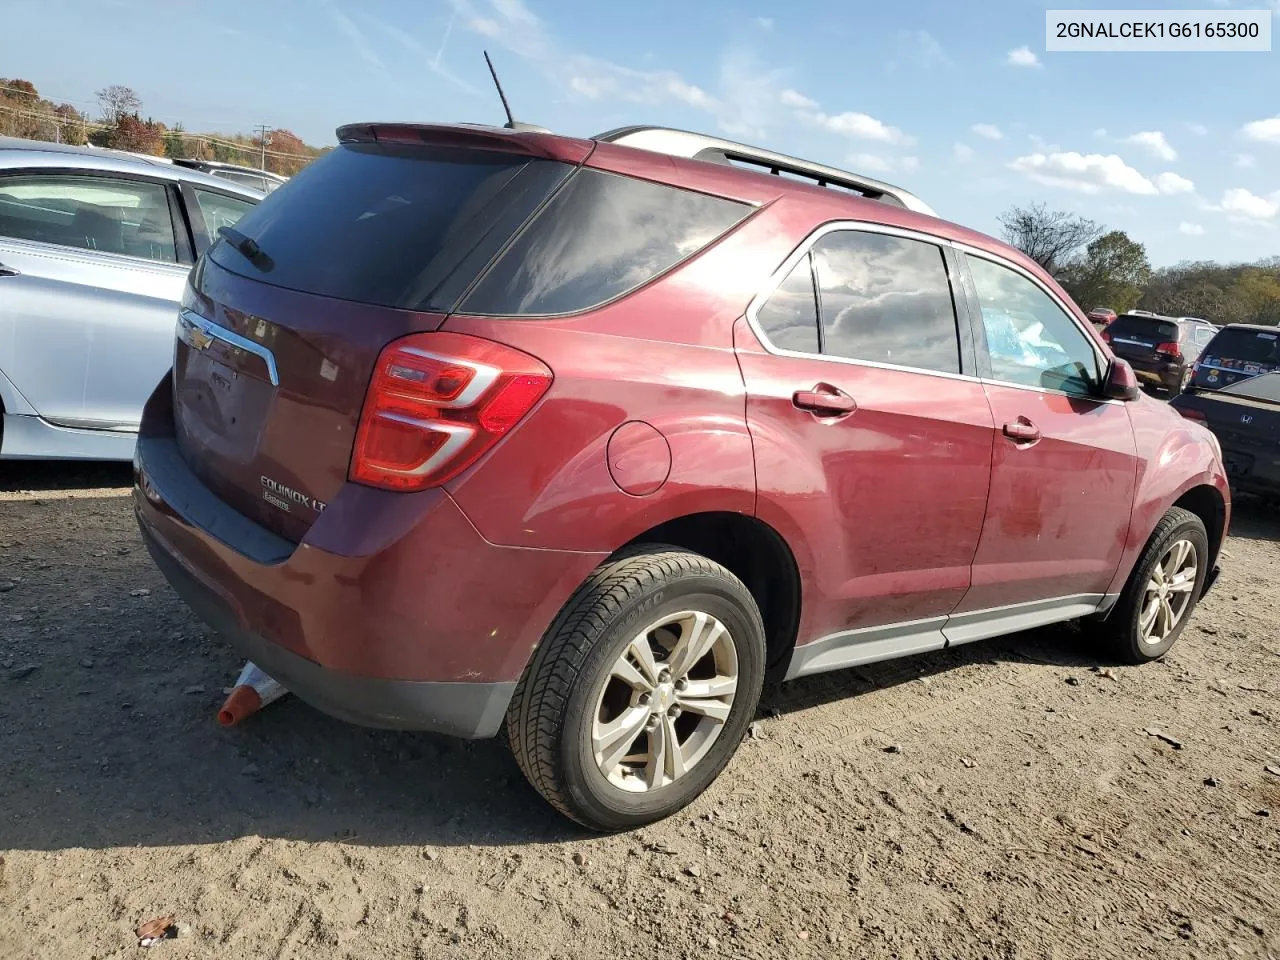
[96, 84, 141, 124]
[1060, 231, 1152, 314]
[997, 203, 1104, 276]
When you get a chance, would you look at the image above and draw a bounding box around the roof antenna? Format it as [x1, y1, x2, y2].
[482, 50, 548, 133]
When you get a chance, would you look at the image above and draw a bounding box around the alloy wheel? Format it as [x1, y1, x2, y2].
[591, 610, 738, 792]
[1139, 538, 1198, 646]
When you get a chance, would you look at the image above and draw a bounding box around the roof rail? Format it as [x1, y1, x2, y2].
[594, 125, 936, 216]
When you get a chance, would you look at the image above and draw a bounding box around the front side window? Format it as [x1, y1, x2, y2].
[754, 253, 820, 354]
[966, 254, 1101, 396]
[193, 189, 255, 236]
[811, 231, 961, 374]
[0, 174, 176, 262]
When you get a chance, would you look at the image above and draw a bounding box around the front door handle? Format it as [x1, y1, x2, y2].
[1002, 418, 1041, 443]
[793, 384, 857, 417]
[0, 262, 19, 278]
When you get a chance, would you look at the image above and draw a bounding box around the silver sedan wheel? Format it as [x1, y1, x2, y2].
[591, 610, 738, 793]
[1139, 538, 1198, 646]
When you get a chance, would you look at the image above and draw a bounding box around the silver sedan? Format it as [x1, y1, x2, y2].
[0, 137, 262, 460]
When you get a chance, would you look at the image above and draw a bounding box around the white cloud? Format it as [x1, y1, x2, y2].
[1235, 153, 1257, 169]
[1154, 171, 1195, 195]
[1242, 115, 1280, 144]
[848, 153, 919, 174]
[1127, 130, 1177, 162]
[1179, 222, 1206, 235]
[1007, 46, 1041, 67]
[971, 123, 1003, 141]
[779, 88, 817, 110]
[898, 30, 950, 69]
[1186, 122, 1209, 136]
[805, 110, 909, 144]
[1221, 187, 1280, 220]
[1093, 128, 1108, 138]
[755, 16, 774, 29]
[847, 152, 892, 173]
[1009, 151, 1159, 195]
[953, 143, 976, 162]
[326, 4, 385, 71]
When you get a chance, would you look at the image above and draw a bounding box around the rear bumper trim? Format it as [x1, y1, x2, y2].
[141, 523, 514, 738]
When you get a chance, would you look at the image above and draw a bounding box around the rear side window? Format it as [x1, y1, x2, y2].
[1107, 315, 1179, 342]
[192, 189, 254, 235]
[811, 231, 960, 374]
[209, 143, 572, 312]
[460, 169, 751, 317]
[754, 254, 820, 353]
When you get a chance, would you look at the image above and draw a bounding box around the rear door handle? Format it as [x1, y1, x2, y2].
[0, 262, 19, 278]
[1002, 418, 1040, 443]
[793, 385, 857, 417]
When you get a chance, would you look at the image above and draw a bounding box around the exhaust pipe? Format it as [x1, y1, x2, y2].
[217, 661, 288, 727]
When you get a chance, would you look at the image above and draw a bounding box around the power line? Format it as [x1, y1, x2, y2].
[0, 103, 318, 161]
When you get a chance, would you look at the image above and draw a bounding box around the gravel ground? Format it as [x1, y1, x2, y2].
[1, 461, 1278, 960]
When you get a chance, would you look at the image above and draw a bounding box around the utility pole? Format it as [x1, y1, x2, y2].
[253, 124, 271, 171]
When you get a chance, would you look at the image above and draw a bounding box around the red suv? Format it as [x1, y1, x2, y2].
[134, 123, 1229, 831]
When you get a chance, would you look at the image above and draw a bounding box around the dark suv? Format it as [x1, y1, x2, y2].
[1101, 312, 1217, 395]
[1188, 323, 1280, 392]
[134, 122, 1229, 830]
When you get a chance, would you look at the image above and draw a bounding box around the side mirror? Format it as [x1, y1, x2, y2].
[1102, 358, 1141, 401]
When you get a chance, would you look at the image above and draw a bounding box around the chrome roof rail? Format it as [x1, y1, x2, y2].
[594, 125, 936, 216]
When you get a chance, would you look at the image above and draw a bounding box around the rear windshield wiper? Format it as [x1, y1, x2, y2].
[217, 226, 274, 272]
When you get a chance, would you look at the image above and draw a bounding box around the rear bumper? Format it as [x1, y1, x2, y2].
[132, 381, 605, 737]
[140, 524, 513, 736]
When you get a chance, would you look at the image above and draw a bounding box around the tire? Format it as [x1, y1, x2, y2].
[506, 546, 766, 832]
[1102, 507, 1209, 664]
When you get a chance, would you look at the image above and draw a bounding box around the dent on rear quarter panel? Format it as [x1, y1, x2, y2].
[1105, 395, 1230, 597]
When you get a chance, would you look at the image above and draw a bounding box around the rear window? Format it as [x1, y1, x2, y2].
[1204, 327, 1280, 364]
[459, 168, 752, 317]
[209, 143, 573, 312]
[1107, 315, 1179, 341]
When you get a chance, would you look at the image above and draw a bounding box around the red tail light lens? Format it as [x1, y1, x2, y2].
[1175, 405, 1206, 423]
[1100, 329, 1113, 344]
[1155, 340, 1182, 359]
[350, 332, 552, 491]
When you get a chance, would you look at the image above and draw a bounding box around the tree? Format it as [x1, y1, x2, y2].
[1060, 231, 1152, 314]
[93, 113, 165, 155]
[997, 203, 1104, 276]
[96, 84, 141, 124]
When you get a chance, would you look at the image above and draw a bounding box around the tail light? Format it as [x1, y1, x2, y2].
[1155, 341, 1182, 360]
[350, 332, 552, 491]
[1175, 405, 1206, 423]
[1100, 329, 1113, 344]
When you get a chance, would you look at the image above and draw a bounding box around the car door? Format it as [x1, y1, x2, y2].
[736, 225, 995, 671]
[0, 170, 191, 431]
[947, 249, 1139, 640]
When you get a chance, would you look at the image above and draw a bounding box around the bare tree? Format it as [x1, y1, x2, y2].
[96, 84, 141, 124]
[997, 203, 1104, 276]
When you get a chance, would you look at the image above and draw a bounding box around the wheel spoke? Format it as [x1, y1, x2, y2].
[667, 612, 724, 678]
[661, 715, 687, 783]
[1139, 598, 1160, 638]
[1173, 539, 1192, 571]
[612, 646, 657, 693]
[624, 637, 661, 690]
[1161, 597, 1177, 635]
[677, 693, 732, 723]
[1168, 569, 1197, 593]
[594, 705, 650, 770]
[645, 717, 668, 789]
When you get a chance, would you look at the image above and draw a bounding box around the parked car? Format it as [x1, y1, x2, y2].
[1099, 312, 1217, 395]
[0, 137, 261, 460]
[171, 159, 287, 195]
[1188, 323, 1280, 393]
[1173, 372, 1280, 499]
[1088, 306, 1117, 328]
[134, 122, 1229, 831]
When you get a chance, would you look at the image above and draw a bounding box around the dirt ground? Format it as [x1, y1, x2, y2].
[1, 461, 1278, 960]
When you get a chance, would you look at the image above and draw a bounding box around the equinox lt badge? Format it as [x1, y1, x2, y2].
[260, 475, 326, 513]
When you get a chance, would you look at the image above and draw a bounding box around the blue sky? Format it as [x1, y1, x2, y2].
[4, 0, 1279, 265]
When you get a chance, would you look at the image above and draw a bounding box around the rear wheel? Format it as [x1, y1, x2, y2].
[506, 546, 765, 831]
[1102, 507, 1208, 664]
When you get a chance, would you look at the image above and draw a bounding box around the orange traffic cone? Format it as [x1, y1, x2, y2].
[217, 661, 287, 727]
